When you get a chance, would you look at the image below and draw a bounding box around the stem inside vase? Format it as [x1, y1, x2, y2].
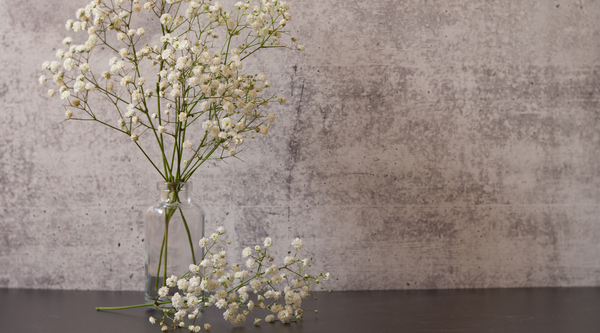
[145, 182, 204, 306]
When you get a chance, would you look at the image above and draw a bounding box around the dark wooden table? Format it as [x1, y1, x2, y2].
[1, 287, 599, 332]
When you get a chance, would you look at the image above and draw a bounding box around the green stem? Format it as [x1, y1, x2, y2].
[96, 301, 171, 311]
[134, 142, 166, 180]
[179, 207, 196, 264]
[162, 208, 170, 285]
[154, 226, 167, 290]
[183, 143, 221, 182]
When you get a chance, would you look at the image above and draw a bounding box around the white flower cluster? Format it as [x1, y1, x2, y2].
[148, 227, 330, 331]
[40, 0, 304, 181]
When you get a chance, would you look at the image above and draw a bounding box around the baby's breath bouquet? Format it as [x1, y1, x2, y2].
[39, 0, 310, 325]
[40, 0, 303, 178]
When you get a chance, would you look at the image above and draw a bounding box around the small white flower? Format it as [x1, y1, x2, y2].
[48, 89, 56, 97]
[177, 279, 189, 291]
[202, 120, 213, 130]
[49, 61, 60, 73]
[63, 58, 74, 70]
[189, 264, 200, 274]
[149, 317, 156, 324]
[265, 314, 275, 323]
[73, 81, 85, 93]
[220, 117, 232, 129]
[198, 237, 209, 247]
[169, 85, 182, 97]
[132, 91, 142, 103]
[233, 135, 244, 146]
[271, 274, 283, 284]
[284, 256, 295, 265]
[278, 96, 287, 104]
[242, 247, 252, 258]
[171, 292, 184, 309]
[183, 140, 192, 149]
[158, 126, 167, 133]
[265, 264, 278, 276]
[179, 112, 187, 122]
[39, 75, 47, 85]
[158, 286, 169, 298]
[264, 237, 272, 247]
[297, 45, 305, 51]
[291, 238, 303, 249]
[166, 275, 178, 287]
[215, 298, 227, 309]
[160, 14, 172, 25]
[217, 226, 226, 234]
[120, 75, 133, 87]
[65, 19, 74, 30]
[131, 133, 139, 142]
[65, 110, 73, 119]
[201, 84, 211, 95]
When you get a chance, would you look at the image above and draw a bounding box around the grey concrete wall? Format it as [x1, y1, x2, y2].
[1, 0, 600, 291]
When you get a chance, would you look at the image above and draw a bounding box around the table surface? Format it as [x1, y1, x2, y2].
[1, 287, 599, 332]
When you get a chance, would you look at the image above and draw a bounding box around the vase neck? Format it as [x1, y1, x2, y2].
[157, 182, 192, 203]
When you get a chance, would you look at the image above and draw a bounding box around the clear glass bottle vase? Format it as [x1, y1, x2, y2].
[144, 182, 204, 305]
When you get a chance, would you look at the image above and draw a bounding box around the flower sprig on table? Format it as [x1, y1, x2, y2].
[97, 227, 331, 331]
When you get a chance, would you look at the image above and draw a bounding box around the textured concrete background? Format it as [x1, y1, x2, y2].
[1, 0, 600, 291]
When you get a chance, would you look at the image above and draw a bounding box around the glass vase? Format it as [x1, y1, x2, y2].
[144, 182, 204, 306]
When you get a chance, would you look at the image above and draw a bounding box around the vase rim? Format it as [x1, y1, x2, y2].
[157, 182, 192, 191]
